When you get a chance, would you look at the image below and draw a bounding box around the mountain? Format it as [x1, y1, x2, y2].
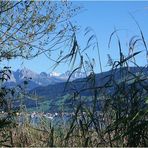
[59, 70, 86, 80]
[3, 67, 86, 90]
[30, 66, 148, 99]
[11, 66, 148, 112]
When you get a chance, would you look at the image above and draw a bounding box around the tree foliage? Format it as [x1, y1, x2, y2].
[0, 0, 79, 61]
[0, 1, 80, 145]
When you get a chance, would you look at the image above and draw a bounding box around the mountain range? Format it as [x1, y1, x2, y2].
[2, 66, 148, 112]
[30, 66, 148, 99]
[3, 67, 87, 90]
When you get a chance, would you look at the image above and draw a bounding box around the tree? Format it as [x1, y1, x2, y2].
[0, 1, 79, 61]
[0, 1, 79, 146]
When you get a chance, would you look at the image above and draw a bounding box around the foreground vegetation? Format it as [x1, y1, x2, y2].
[1, 64, 148, 147]
[0, 1, 148, 147]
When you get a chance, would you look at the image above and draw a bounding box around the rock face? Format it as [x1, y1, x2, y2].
[2, 67, 86, 90]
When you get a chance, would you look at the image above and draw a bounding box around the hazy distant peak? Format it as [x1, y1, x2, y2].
[50, 71, 61, 77]
[60, 70, 86, 79]
[14, 67, 38, 81]
[3, 68, 87, 90]
[17, 67, 34, 73]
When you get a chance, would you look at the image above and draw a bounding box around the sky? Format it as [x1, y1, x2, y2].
[2, 1, 148, 74]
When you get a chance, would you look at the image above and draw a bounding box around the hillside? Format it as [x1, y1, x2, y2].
[31, 66, 148, 99]
[24, 66, 148, 112]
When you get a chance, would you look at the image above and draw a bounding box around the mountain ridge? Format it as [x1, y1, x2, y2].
[9, 66, 148, 112]
[3, 67, 87, 90]
[30, 66, 148, 99]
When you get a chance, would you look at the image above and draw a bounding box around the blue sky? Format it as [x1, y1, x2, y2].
[2, 1, 148, 74]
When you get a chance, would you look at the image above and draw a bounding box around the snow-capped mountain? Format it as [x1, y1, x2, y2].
[2, 67, 86, 90]
[50, 71, 61, 77]
[60, 70, 86, 79]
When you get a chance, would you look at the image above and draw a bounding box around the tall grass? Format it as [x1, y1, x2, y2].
[0, 23, 148, 147]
